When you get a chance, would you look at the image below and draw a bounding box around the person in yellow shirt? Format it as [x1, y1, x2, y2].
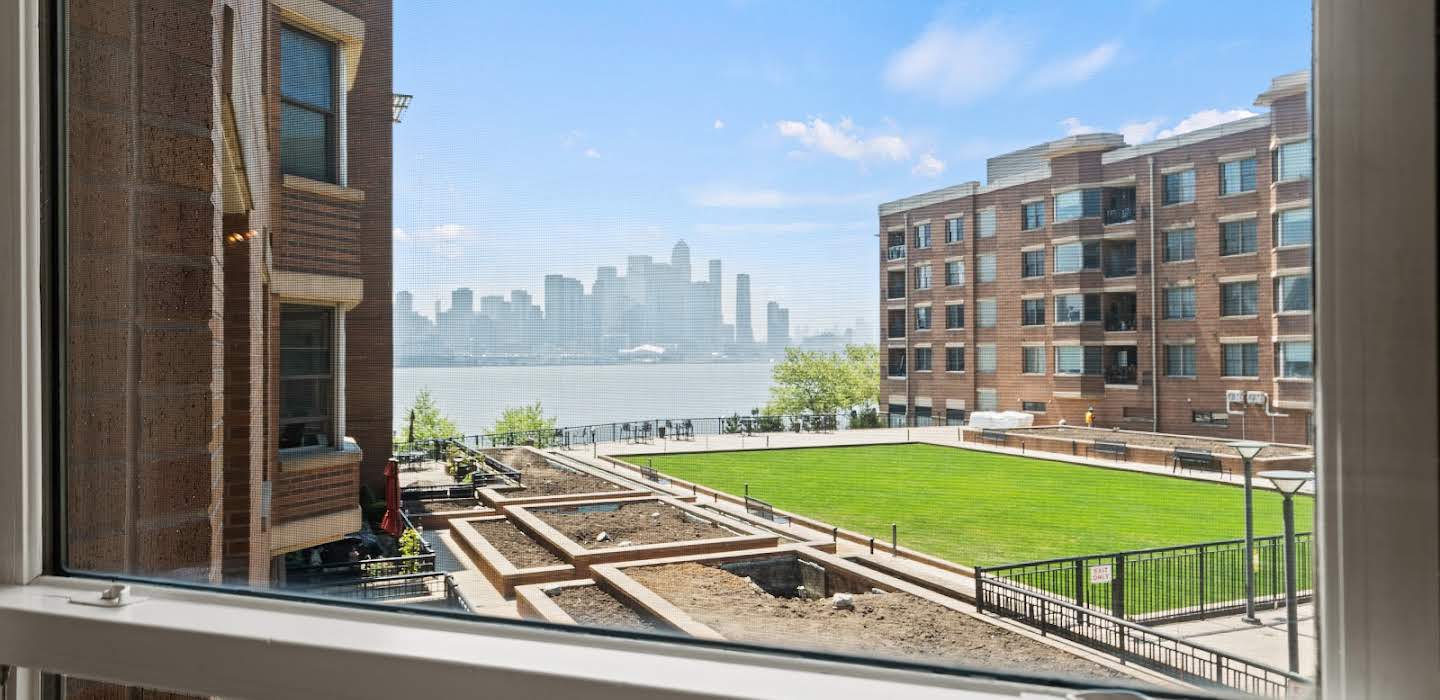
[1084, 406, 1095, 428]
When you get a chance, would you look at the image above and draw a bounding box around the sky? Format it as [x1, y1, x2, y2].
[391, 0, 1310, 341]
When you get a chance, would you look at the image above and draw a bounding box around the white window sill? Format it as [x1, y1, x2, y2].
[1275, 310, 1313, 317]
[1220, 251, 1259, 258]
[1218, 190, 1257, 199]
[1162, 259, 1196, 265]
[1221, 376, 1262, 381]
[1160, 200, 1195, 208]
[1274, 244, 1313, 251]
[0, 576, 1050, 700]
[1221, 314, 1260, 320]
[1272, 176, 1312, 186]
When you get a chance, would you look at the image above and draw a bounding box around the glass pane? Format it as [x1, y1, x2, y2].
[59, 0, 1318, 694]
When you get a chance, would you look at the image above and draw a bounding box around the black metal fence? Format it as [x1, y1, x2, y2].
[976, 577, 1309, 697]
[293, 571, 468, 610]
[976, 533, 1313, 625]
[744, 495, 780, 523]
[399, 438, 523, 490]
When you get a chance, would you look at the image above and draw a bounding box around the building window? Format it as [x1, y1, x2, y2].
[887, 403, 907, 427]
[1021, 401, 1047, 413]
[279, 304, 336, 449]
[1053, 241, 1099, 273]
[887, 230, 906, 260]
[1220, 157, 1257, 195]
[913, 347, 932, 372]
[976, 389, 998, 412]
[1221, 281, 1258, 316]
[914, 264, 932, 289]
[1163, 286, 1197, 319]
[1163, 228, 1195, 262]
[1021, 346, 1045, 374]
[1223, 343, 1260, 377]
[1054, 188, 1101, 222]
[945, 303, 965, 329]
[887, 348, 907, 377]
[1165, 344, 1197, 377]
[977, 209, 996, 238]
[1021, 201, 1045, 230]
[1162, 169, 1196, 204]
[977, 254, 996, 283]
[1021, 299, 1045, 326]
[945, 217, 964, 243]
[1193, 410, 1230, 427]
[914, 223, 932, 249]
[887, 270, 905, 299]
[1277, 340, 1314, 378]
[1276, 207, 1313, 247]
[1220, 218, 1258, 255]
[946, 346, 966, 372]
[1275, 139, 1312, 181]
[914, 406, 933, 426]
[976, 345, 996, 372]
[1054, 346, 1083, 375]
[976, 299, 996, 328]
[944, 408, 966, 424]
[945, 260, 964, 286]
[1021, 250, 1045, 278]
[1275, 274, 1312, 312]
[886, 309, 905, 338]
[914, 306, 932, 331]
[280, 25, 340, 183]
[1054, 293, 1099, 324]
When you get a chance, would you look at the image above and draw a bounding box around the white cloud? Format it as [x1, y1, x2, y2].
[1118, 118, 1164, 145]
[1155, 108, 1259, 140]
[395, 223, 477, 247]
[713, 119, 726, 129]
[693, 220, 869, 235]
[392, 227, 409, 242]
[691, 185, 878, 209]
[774, 117, 910, 162]
[1060, 117, 1099, 136]
[912, 153, 946, 177]
[1027, 42, 1120, 89]
[583, 147, 601, 159]
[884, 22, 1024, 104]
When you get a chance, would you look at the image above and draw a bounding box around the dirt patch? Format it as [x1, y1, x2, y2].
[1009, 426, 1311, 457]
[406, 498, 488, 514]
[628, 563, 1126, 681]
[515, 462, 629, 497]
[471, 519, 565, 569]
[487, 447, 549, 469]
[549, 585, 662, 633]
[536, 502, 738, 549]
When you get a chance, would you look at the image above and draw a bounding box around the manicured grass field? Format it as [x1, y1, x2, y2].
[637, 444, 1315, 568]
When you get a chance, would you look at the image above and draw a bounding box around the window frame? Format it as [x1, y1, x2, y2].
[278, 302, 340, 451]
[3, 2, 1438, 699]
[279, 23, 342, 184]
[1161, 169, 1195, 205]
[1220, 217, 1258, 256]
[976, 253, 996, 283]
[1020, 298, 1045, 326]
[1219, 156, 1257, 195]
[1162, 227, 1195, 263]
[1020, 249, 1044, 278]
[944, 216, 964, 244]
[944, 259, 963, 287]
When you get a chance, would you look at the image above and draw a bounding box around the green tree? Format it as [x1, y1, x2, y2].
[489, 401, 558, 446]
[398, 388, 460, 446]
[764, 344, 879, 416]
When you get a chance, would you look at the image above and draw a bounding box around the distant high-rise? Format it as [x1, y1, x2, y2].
[735, 273, 753, 345]
[451, 287, 474, 314]
[767, 301, 790, 350]
[395, 290, 414, 313]
[671, 239, 691, 281]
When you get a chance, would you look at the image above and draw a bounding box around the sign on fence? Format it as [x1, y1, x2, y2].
[1088, 564, 1114, 584]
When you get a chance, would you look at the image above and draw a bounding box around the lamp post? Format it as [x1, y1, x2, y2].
[1228, 440, 1267, 625]
[1259, 469, 1314, 673]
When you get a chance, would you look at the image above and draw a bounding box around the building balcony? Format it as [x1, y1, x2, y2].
[887, 287, 906, 300]
[1103, 291, 1138, 331]
[887, 245, 907, 261]
[1104, 187, 1137, 225]
[271, 437, 364, 557]
[1104, 364, 1138, 385]
[1102, 241, 1137, 278]
[277, 175, 365, 278]
[1104, 206, 1136, 225]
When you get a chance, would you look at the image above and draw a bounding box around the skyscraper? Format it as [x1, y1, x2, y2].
[395, 290, 414, 313]
[451, 287, 474, 314]
[735, 273, 753, 345]
[767, 301, 790, 350]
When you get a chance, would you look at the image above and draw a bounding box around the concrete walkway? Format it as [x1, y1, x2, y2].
[1158, 604, 1316, 677]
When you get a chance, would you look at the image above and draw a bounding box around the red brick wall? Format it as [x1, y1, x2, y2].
[273, 461, 360, 524]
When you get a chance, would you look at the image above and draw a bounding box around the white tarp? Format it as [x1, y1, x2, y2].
[966, 411, 1035, 429]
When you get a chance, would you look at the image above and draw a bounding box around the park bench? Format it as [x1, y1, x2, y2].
[978, 429, 1008, 446]
[1172, 448, 1217, 472]
[1088, 440, 1128, 460]
[639, 463, 660, 482]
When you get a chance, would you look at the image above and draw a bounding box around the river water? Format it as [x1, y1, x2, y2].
[394, 362, 776, 436]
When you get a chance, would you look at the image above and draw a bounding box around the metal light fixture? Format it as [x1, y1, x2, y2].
[392, 93, 413, 123]
[1259, 469, 1315, 673]
[1228, 439, 1268, 625]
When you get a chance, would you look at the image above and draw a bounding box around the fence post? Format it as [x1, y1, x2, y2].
[974, 568, 985, 614]
[1112, 553, 1127, 620]
[869, 537, 875, 554]
[891, 523, 897, 555]
[1198, 543, 1207, 618]
[832, 526, 838, 543]
[1074, 558, 1087, 624]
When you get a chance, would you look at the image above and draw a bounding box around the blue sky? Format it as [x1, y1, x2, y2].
[392, 0, 1310, 340]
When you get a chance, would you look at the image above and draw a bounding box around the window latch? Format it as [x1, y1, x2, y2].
[69, 583, 145, 608]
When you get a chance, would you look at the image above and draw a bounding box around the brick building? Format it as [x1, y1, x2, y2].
[65, 0, 392, 586]
[878, 70, 1312, 445]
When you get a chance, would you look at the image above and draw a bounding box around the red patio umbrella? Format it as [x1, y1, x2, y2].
[379, 458, 403, 537]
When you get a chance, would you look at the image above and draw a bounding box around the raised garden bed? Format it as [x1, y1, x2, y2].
[451, 515, 575, 597]
[620, 555, 1127, 682]
[548, 584, 663, 633]
[477, 454, 649, 508]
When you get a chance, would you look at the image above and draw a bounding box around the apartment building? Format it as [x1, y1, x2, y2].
[66, 0, 392, 585]
[878, 71, 1312, 445]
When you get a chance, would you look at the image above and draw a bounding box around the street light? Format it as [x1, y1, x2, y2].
[1259, 469, 1314, 673]
[1228, 439, 1267, 625]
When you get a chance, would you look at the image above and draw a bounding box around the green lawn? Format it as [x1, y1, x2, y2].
[636, 444, 1315, 568]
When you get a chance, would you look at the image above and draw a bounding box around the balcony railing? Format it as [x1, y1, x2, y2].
[1105, 365, 1138, 385]
[887, 245, 906, 260]
[1105, 314, 1137, 332]
[1104, 206, 1136, 225]
[1103, 257, 1137, 278]
[887, 287, 905, 299]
